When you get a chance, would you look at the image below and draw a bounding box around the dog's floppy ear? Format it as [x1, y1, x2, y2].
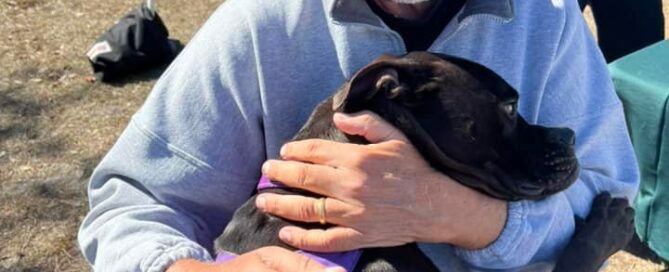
[333, 54, 400, 112]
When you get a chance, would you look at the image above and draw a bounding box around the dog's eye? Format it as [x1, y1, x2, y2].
[503, 103, 516, 117]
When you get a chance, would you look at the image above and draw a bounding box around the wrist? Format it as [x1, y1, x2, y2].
[450, 192, 507, 249]
[415, 174, 507, 249]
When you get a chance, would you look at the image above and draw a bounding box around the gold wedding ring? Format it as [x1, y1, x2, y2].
[315, 197, 327, 225]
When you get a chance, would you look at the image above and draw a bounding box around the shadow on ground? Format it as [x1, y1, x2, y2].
[626, 235, 669, 267]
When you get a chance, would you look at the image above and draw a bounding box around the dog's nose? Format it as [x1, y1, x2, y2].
[546, 128, 576, 145]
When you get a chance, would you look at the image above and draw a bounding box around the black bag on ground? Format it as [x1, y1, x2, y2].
[86, 2, 181, 83]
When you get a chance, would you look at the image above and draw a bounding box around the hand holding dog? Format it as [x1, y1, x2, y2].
[257, 111, 508, 252]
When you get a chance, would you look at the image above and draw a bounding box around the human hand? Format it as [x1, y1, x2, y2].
[165, 246, 343, 272]
[256, 111, 507, 252]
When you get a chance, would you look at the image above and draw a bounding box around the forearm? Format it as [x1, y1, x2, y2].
[79, 178, 214, 271]
[79, 1, 272, 270]
[449, 192, 507, 250]
[411, 168, 577, 269]
[416, 175, 507, 250]
[78, 120, 258, 271]
[456, 193, 576, 268]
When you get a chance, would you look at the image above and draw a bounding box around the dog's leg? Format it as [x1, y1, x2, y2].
[553, 193, 635, 272]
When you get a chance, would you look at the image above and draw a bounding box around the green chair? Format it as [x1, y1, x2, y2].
[609, 40, 669, 261]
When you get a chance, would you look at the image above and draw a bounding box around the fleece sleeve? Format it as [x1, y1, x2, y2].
[452, 1, 639, 269]
[77, 1, 267, 271]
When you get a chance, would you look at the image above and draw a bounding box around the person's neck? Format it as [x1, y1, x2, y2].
[371, 0, 435, 21]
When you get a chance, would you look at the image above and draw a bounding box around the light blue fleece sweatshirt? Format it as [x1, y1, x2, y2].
[78, 0, 640, 271]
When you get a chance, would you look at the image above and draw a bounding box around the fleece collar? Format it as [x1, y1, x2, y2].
[328, 0, 514, 26]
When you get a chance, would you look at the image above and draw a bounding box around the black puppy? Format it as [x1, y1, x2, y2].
[215, 52, 634, 271]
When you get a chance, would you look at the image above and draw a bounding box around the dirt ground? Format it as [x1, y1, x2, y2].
[0, 1, 667, 271]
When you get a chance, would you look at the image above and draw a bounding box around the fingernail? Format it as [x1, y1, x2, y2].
[334, 112, 364, 134]
[280, 145, 287, 157]
[255, 195, 267, 210]
[279, 228, 292, 242]
[262, 161, 271, 174]
[333, 112, 350, 121]
[325, 267, 346, 272]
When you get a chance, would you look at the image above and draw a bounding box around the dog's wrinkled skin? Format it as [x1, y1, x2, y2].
[215, 52, 634, 271]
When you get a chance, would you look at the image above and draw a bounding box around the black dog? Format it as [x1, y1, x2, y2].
[215, 52, 634, 271]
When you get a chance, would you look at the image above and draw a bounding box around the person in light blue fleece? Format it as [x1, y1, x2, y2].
[78, 0, 640, 271]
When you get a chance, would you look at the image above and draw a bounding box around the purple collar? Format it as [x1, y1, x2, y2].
[214, 176, 362, 271]
[216, 250, 362, 271]
[257, 175, 281, 190]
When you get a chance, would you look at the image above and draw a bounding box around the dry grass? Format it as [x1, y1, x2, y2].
[0, 1, 222, 270]
[0, 1, 667, 271]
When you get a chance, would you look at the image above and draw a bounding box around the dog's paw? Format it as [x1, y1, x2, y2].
[578, 192, 635, 256]
[555, 193, 635, 272]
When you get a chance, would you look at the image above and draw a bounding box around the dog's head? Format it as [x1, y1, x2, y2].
[333, 52, 579, 201]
